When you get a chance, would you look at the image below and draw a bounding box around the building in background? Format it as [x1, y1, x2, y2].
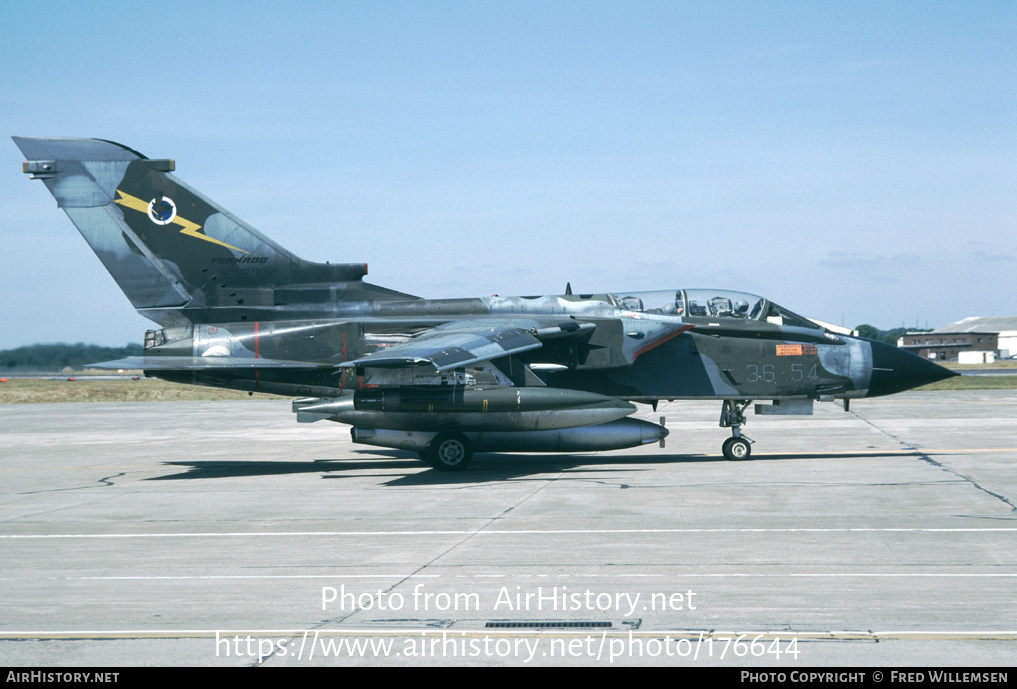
[898, 316, 1017, 362]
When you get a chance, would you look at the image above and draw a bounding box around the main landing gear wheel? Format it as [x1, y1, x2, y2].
[428, 432, 473, 471]
[722, 436, 751, 461]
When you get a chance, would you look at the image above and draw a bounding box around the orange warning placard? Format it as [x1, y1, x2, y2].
[776, 344, 803, 356]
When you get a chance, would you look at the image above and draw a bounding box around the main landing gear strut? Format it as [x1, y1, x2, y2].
[720, 399, 754, 461]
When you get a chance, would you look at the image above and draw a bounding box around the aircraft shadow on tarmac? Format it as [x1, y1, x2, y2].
[147, 449, 922, 486]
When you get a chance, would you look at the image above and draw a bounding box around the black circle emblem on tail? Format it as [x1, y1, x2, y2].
[147, 196, 176, 225]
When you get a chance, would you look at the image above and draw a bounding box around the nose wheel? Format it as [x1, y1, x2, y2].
[722, 436, 752, 461]
[720, 399, 754, 461]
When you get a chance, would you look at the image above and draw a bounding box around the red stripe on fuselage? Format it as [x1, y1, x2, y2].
[633, 324, 696, 361]
[254, 322, 260, 392]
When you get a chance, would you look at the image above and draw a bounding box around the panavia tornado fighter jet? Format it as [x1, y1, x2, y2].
[14, 137, 957, 470]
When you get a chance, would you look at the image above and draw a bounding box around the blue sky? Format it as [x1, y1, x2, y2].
[2, 1, 1014, 348]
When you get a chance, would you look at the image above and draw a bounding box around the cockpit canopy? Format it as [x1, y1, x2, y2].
[609, 289, 823, 330]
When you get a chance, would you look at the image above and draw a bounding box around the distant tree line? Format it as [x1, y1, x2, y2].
[854, 325, 930, 346]
[0, 343, 143, 371]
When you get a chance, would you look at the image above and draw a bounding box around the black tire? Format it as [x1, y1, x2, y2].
[417, 448, 436, 467]
[722, 437, 751, 461]
[428, 432, 473, 471]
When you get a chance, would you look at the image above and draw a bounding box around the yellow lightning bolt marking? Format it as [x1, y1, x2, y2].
[114, 189, 249, 254]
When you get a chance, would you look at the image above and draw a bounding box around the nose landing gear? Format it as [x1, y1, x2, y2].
[720, 399, 754, 461]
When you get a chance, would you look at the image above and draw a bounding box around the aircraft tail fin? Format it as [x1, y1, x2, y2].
[13, 137, 409, 326]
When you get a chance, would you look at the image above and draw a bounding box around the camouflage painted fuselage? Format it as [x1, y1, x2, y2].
[14, 136, 956, 466]
[140, 290, 917, 405]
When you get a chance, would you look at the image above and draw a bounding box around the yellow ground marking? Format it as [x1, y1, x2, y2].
[746, 448, 1017, 457]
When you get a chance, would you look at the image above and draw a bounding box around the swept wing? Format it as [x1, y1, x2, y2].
[341, 319, 596, 372]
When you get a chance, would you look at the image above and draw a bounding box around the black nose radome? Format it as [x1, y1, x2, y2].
[866, 340, 959, 397]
